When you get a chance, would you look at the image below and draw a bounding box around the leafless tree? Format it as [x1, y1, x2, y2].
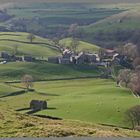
[125, 105, 140, 129]
[128, 71, 140, 96]
[27, 33, 35, 43]
[52, 37, 60, 46]
[68, 23, 78, 38]
[117, 69, 132, 87]
[12, 44, 19, 55]
[21, 74, 34, 91]
[133, 57, 140, 69]
[98, 48, 106, 61]
[123, 43, 138, 59]
[70, 38, 79, 52]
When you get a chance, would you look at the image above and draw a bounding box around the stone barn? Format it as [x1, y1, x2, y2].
[22, 56, 35, 62]
[0, 51, 10, 59]
[48, 57, 59, 64]
[30, 100, 47, 110]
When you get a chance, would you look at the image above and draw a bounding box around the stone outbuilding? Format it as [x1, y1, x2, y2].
[30, 100, 47, 111]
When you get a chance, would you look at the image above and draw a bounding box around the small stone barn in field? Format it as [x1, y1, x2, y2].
[30, 100, 47, 110]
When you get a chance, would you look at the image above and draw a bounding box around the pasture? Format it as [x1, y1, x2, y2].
[0, 32, 60, 58]
[4, 78, 140, 128]
[59, 38, 100, 52]
[0, 83, 20, 97]
[0, 62, 102, 81]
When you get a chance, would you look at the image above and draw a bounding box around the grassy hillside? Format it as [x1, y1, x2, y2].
[0, 32, 60, 58]
[84, 8, 140, 33]
[79, 4, 140, 47]
[0, 108, 140, 137]
[59, 38, 100, 52]
[6, 78, 140, 128]
[0, 2, 124, 39]
[0, 62, 103, 82]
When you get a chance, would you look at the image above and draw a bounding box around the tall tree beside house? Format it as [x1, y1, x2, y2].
[21, 74, 34, 91]
[12, 44, 19, 55]
[70, 38, 79, 53]
[27, 33, 36, 43]
[98, 48, 106, 61]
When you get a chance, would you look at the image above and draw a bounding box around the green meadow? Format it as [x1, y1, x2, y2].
[0, 1, 139, 137]
[59, 38, 100, 52]
[0, 62, 103, 81]
[0, 32, 60, 58]
[3, 78, 138, 128]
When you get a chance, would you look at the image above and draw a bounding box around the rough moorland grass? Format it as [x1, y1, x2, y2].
[0, 108, 140, 138]
[0, 62, 102, 82]
[7, 79, 140, 128]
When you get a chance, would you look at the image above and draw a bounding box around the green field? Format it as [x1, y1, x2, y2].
[0, 83, 20, 97]
[59, 38, 100, 52]
[4, 78, 139, 128]
[0, 1, 140, 137]
[0, 62, 102, 81]
[0, 32, 60, 58]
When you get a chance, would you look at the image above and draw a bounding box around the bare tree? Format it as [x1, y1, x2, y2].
[52, 37, 60, 46]
[128, 71, 140, 96]
[68, 23, 78, 38]
[21, 74, 34, 91]
[12, 44, 19, 55]
[70, 38, 79, 53]
[117, 69, 132, 87]
[133, 57, 140, 69]
[123, 43, 138, 59]
[27, 33, 35, 43]
[125, 105, 140, 129]
[98, 48, 106, 61]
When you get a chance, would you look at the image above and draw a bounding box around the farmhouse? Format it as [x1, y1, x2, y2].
[48, 57, 60, 64]
[22, 56, 35, 62]
[0, 51, 10, 59]
[48, 49, 98, 65]
[30, 100, 47, 111]
[62, 48, 73, 58]
[102, 49, 116, 59]
[59, 58, 72, 64]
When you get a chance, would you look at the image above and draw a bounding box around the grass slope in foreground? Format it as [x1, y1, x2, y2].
[8, 79, 140, 128]
[0, 32, 60, 58]
[0, 108, 140, 137]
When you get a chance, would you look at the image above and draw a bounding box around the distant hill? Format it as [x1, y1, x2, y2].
[84, 8, 140, 32]
[78, 5, 140, 48]
[0, 0, 140, 4]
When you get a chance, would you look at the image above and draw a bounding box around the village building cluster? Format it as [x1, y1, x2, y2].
[0, 51, 35, 64]
[48, 48, 128, 67]
[0, 48, 130, 68]
[48, 48, 99, 65]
